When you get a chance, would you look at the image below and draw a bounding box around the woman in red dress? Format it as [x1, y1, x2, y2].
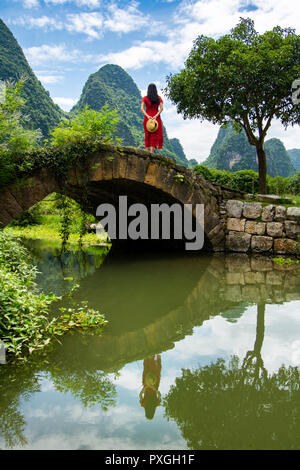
[141, 83, 164, 152]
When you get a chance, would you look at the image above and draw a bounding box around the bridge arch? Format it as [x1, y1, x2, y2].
[0, 144, 227, 251]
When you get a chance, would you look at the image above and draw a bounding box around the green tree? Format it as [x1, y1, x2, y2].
[165, 17, 300, 194]
[50, 105, 120, 146]
[0, 78, 42, 185]
[164, 303, 300, 449]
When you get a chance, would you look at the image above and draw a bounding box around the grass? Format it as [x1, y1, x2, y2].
[5, 223, 110, 246]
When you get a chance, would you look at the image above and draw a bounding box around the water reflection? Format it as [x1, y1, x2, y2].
[139, 355, 162, 420]
[164, 303, 300, 449]
[1, 244, 300, 449]
[242, 304, 267, 385]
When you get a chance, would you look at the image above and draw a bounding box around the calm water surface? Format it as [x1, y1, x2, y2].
[1, 241, 300, 450]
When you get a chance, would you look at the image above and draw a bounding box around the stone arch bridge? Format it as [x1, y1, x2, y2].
[0, 144, 244, 251]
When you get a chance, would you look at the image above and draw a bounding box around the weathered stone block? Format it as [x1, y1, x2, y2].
[224, 285, 243, 302]
[286, 207, 300, 221]
[226, 272, 245, 285]
[262, 205, 275, 222]
[225, 232, 251, 252]
[242, 285, 260, 302]
[227, 218, 246, 232]
[250, 256, 274, 272]
[244, 271, 265, 284]
[257, 194, 292, 204]
[251, 235, 273, 252]
[266, 222, 283, 238]
[226, 200, 244, 218]
[274, 205, 287, 222]
[243, 202, 262, 219]
[284, 220, 300, 239]
[266, 271, 283, 286]
[245, 220, 266, 235]
[273, 238, 297, 254]
[225, 253, 251, 272]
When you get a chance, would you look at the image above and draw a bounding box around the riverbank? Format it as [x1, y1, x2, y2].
[0, 230, 108, 362]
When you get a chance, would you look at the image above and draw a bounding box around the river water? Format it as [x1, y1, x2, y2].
[1, 240, 300, 450]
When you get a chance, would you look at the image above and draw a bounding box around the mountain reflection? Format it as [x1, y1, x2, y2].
[1, 247, 300, 449]
[164, 302, 300, 450]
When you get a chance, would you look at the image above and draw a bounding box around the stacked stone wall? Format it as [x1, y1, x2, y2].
[220, 200, 300, 254]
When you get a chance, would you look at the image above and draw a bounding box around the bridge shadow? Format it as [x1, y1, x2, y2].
[49, 251, 300, 372]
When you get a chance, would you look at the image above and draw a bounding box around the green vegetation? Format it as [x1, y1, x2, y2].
[50, 104, 120, 146]
[165, 17, 300, 194]
[203, 121, 296, 177]
[0, 19, 64, 138]
[289, 149, 300, 171]
[164, 355, 300, 449]
[71, 64, 188, 165]
[0, 78, 42, 186]
[5, 196, 109, 247]
[0, 231, 107, 359]
[169, 137, 190, 167]
[273, 257, 300, 266]
[194, 164, 300, 199]
[0, 78, 121, 190]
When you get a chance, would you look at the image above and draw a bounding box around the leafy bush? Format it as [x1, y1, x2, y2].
[50, 105, 120, 147]
[194, 165, 258, 193]
[210, 169, 233, 187]
[9, 205, 41, 227]
[0, 79, 42, 186]
[0, 231, 107, 358]
[267, 175, 290, 195]
[194, 165, 214, 181]
[231, 170, 259, 193]
[287, 172, 300, 195]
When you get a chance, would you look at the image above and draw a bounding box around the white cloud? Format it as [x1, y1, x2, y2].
[11, 15, 63, 30]
[65, 12, 104, 38]
[12, 12, 104, 39]
[22, 0, 39, 7]
[45, 0, 101, 6]
[24, 44, 81, 64]
[104, 2, 151, 34]
[97, 0, 300, 72]
[53, 96, 78, 110]
[37, 73, 64, 84]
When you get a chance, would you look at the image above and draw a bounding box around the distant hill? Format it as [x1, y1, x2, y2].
[0, 18, 65, 137]
[71, 64, 187, 166]
[169, 138, 189, 166]
[288, 149, 300, 171]
[203, 121, 296, 177]
[188, 159, 198, 167]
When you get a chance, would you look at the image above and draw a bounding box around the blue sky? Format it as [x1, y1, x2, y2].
[1, 0, 299, 161]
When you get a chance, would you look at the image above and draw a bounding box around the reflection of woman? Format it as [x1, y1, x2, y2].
[139, 355, 161, 420]
[141, 83, 164, 153]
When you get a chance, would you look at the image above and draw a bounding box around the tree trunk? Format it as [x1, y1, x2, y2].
[256, 144, 267, 194]
[254, 303, 265, 356]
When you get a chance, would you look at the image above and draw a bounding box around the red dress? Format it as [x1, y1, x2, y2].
[142, 96, 163, 149]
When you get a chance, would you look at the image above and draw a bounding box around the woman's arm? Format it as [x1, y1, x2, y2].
[141, 101, 150, 119]
[154, 102, 163, 119]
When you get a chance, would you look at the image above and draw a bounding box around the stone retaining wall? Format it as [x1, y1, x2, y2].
[220, 199, 300, 254]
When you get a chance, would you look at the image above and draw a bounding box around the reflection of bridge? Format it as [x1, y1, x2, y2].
[52, 253, 300, 372]
[0, 144, 244, 251]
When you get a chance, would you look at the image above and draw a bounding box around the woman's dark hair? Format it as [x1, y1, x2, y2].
[147, 83, 160, 104]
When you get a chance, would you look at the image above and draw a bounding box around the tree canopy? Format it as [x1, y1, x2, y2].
[165, 17, 300, 193]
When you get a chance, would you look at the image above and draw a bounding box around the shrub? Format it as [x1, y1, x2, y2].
[287, 172, 300, 195]
[9, 205, 41, 227]
[50, 105, 120, 147]
[210, 169, 233, 187]
[0, 231, 107, 358]
[267, 175, 290, 195]
[231, 170, 259, 193]
[194, 165, 214, 181]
